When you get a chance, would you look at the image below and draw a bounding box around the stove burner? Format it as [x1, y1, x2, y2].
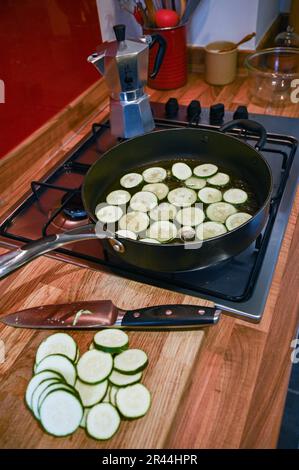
[61, 193, 87, 221]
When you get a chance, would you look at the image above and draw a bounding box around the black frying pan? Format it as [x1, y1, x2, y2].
[0, 120, 272, 278]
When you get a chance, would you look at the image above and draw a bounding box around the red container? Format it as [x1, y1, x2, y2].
[144, 24, 187, 90]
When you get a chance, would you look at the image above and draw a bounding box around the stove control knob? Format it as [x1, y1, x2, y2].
[209, 103, 225, 124]
[233, 105, 249, 120]
[165, 98, 179, 118]
[187, 100, 201, 121]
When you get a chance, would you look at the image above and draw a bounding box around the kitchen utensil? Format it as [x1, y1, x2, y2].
[87, 24, 166, 138]
[180, 0, 187, 19]
[204, 41, 238, 85]
[0, 121, 272, 278]
[219, 32, 256, 53]
[155, 9, 180, 28]
[180, 0, 202, 24]
[0, 301, 220, 329]
[245, 47, 299, 105]
[144, 0, 157, 27]
[144, 24, 187, 89]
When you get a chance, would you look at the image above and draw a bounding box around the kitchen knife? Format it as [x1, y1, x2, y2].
[0, 300, 221, 329]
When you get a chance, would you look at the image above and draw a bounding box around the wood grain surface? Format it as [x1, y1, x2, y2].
[0, 73, 298, 449]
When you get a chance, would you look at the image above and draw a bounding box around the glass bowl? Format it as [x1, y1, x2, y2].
[245, 48, 299, 106]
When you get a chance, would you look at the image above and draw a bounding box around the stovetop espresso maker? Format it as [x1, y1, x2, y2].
[88, 24, 166, 138]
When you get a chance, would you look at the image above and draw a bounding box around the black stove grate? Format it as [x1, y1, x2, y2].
[0, 108, 297, 320]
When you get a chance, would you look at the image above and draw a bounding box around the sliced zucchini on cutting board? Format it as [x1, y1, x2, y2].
[34, 354, 77, 386]
[94, 329, 129, 354]
[114, 349, 148, 375]
[86, 403, 120, 440]
[35, 333, 77, 365]
[109, 370, 143, 387]
[75, 379, 108, 408]
[77, 350, 113, 384]
[116, 383, 151, 419]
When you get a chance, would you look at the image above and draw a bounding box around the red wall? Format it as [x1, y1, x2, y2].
[0, 0, 102, 158]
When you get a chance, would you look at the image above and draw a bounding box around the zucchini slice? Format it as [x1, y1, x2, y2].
[142, 167, 167, 183]
[146, 221, 177, 243]
[80, 408, 90, 428]
[31, 378, 61, 419]
[94, 329, 129, 354]
[37, 382, 77, 417]
[196, 221, 227, 240]
[86, 403, 120, 440]
[75, 378, 108, 407]
[35, 333, 77, 365]
[116, 383, 151, 419]
[110, 386, 119, 407]
[106, 190, 131, 206]
[95, 205, 123, 224]
[207, 172, 230, 186]
[120, 173, 143, 189]
[139, 238, 161, 244]
[172, 162, 192, 181]
[185, 176, 207, 190]
[149, 203, 177, 221]
[176, 207, 205, 227]
[77, 350, 113, 384]
[223, 188, 248, 204]
[194, 163, 218, 178]
[109, 370, 142, 387]
[130, 191, 158, 212]
[102, 386, 111, 403]
[198, 187, 222, 204]
[115, 229, 137, 240]
[225, 212, 252, 230]
[206, 202, 237, 223]
[25, 370, 63, 409]
[114, 349, 148, 375]
[35, 354, 77, 386]
[39, 389, 83, 437]
[167, 187, 197, 207]
[118, 211, 149, 233]
[178, 226, 196, 241]
[142, 183, 169, 201]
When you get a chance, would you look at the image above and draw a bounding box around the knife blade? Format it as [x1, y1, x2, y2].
[0, 300, 221, 329]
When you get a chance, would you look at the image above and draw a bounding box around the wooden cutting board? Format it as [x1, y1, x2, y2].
[0, 304, 205, 449]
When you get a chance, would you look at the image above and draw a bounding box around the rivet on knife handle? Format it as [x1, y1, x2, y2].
[120, 305, 221, 328]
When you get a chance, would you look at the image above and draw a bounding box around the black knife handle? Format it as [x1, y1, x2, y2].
[121, 305, 221, 328]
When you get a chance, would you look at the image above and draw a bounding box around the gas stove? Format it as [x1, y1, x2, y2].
[0, 101, 298, 322]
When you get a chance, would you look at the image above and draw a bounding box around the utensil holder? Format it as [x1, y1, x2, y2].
[144, 24, 187, 90]
[204, 41, 238, 86]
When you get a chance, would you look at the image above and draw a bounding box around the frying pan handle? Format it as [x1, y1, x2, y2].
[0, 224, 124, 280]
[220, 119, 267, 151]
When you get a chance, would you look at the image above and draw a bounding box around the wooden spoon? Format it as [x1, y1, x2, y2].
[220, 32, 256, 53]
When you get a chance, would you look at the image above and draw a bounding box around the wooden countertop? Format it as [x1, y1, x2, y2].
[0, 74, 298, 449]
